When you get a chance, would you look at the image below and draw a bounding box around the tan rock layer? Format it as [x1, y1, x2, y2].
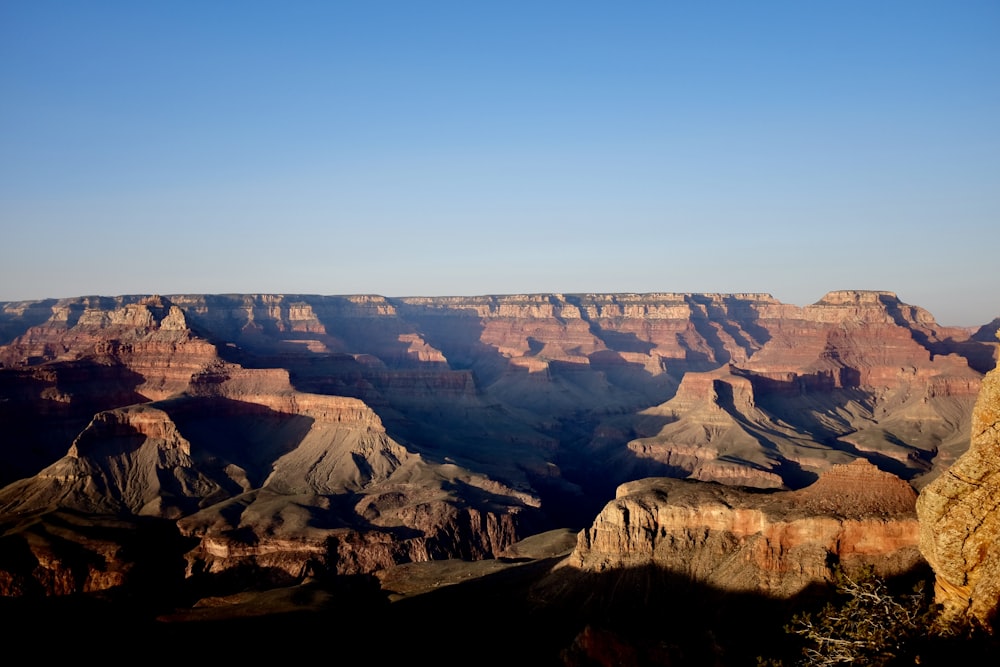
[566, 461, 922, 598]
[917, 335, 1000, 630]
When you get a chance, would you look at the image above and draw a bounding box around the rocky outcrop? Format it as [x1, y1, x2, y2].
[917, 334, 1000, 630]
[565, 460, 922, 598]
[627, 368, 794, 488]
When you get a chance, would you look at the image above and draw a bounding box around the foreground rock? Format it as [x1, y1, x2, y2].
[565, 460, 921, 597]
[917, 335, 1000, 631]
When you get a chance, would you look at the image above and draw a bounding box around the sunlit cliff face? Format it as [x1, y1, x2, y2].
[918, 333, 1000, 631]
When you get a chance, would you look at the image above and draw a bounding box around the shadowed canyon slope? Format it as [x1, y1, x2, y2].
[0, 291, 995, 597]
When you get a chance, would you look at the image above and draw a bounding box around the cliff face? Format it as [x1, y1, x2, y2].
[625, 291, 984, 489]
[0, 296, 536, 594]
[0, 291, 994, 598]
[917, 335, 1000, 630]
[566, 460, 922, 598]
[0, 296, 217, 400]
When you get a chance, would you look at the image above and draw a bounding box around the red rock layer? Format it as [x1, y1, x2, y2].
[0, 296, 220, 401]
[565, 460, 921, 598]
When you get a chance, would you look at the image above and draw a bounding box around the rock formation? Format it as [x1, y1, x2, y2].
[624, 291, 984, 490]
[0, 297, 536, 594]
[565, 460, 922, 598]
[0, 290, 994, 598]
[917, 333, 1000, 631]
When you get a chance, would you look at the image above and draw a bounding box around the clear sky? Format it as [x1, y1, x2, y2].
[1, 1, 998, 326]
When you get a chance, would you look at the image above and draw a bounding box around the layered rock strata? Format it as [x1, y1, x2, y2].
[917, 334, 1000, 630]
[0, 297, 538, 594]
[565, 460, 922, 598]
[0, 291, 995, 598]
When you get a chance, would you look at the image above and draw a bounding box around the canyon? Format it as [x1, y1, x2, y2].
[0, 290, 997, 661]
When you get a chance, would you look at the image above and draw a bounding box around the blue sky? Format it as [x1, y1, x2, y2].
[1, 1, 998, 325]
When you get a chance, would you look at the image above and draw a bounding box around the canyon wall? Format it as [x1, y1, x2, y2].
[0, 291, 994, 597]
